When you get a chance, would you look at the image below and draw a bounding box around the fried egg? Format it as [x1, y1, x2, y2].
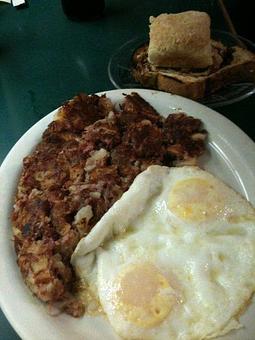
[71, 165, 255, 339]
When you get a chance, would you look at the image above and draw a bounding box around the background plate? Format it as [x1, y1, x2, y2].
[0, 89, 255, 340]
[108, 31, 255, 108]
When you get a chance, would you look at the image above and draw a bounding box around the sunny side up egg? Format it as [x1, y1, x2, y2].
[71, 165, 255, 340]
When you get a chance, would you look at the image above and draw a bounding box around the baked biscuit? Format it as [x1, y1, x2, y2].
[148, 11, 212, 69]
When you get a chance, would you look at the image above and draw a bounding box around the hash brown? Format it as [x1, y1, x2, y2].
[12, 92, 207, 316]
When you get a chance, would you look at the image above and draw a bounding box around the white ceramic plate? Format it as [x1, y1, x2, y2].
[0, 89, 255, 340]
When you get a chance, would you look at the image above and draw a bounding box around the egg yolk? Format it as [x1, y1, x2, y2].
[168, 178, 224, 223]
[114, 263, 176, 328]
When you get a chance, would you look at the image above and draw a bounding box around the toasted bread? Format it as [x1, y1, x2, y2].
[132, 41, 255, 100]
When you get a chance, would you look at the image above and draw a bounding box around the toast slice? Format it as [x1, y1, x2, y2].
[132, 41, 255, 100]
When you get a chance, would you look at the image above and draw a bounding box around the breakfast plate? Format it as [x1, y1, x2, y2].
[0, 89, 255, 340]
[108, 31, 255, 108]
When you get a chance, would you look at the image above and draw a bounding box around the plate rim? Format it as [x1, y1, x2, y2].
[0, 88, 255, 340]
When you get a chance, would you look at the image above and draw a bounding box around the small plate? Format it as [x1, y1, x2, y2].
[0, 89, 255, 339]
[108, 31, 255, 108]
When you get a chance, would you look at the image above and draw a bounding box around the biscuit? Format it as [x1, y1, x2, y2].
[148, 11, 212, 69]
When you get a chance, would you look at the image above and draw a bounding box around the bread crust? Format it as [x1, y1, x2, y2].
[157, 75, 206, 99]
[148, 11, 212, 69]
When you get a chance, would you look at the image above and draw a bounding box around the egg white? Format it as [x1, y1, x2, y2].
[72, 165, 255, 340]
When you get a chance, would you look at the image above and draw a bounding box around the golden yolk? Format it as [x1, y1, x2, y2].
[168, 178, 224, 223]
[114, 263, 176, 328]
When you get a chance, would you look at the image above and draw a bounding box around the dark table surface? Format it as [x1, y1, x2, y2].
[0, 0, 254, 338]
